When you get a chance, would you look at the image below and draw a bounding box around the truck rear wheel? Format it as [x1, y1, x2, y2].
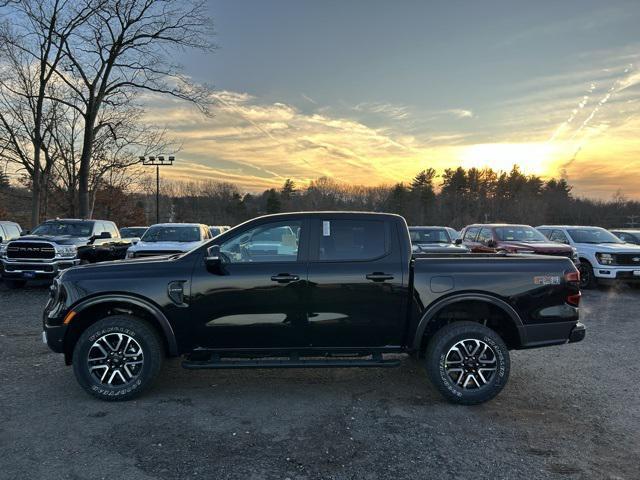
[72, 315, 163, 401]
[425, 321, 510, 405]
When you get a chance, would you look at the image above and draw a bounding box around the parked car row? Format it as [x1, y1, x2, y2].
[408, 223, 640, 289]
[2, 217, 639, 291]
[0, 219, 229, 288]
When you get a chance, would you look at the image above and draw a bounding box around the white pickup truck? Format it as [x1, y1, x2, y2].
[537, 225, 640, 288]
[126, 223, 212, 258]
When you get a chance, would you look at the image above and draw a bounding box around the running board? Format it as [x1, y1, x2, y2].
[182, 353, 401, 370]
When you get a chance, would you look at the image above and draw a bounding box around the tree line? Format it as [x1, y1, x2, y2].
[3, 164, 637, 230]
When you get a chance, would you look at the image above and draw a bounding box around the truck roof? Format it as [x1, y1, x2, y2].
[537, 225, 607, 229]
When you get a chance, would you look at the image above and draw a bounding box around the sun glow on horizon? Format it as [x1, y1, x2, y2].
[459, 143, 558, 177]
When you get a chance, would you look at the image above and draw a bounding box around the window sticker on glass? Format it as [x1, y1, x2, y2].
[323, 221, 331, 236]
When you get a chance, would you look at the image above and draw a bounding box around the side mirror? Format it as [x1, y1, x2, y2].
[454, 238, 462, 245]
[0, 236, 3, 244]
[21, 230, 29, 236]
[100, 231, 112, 239]
[487, 239, 497, 248]
[130, 237, 141, 244]
[205, 245, 222, 271]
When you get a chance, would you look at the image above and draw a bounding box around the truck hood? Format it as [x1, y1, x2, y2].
[10, 235, 88, 246]
[576, 242, 640, 253]
[128, 240, 204, 252]
[498, 241, 572, 253]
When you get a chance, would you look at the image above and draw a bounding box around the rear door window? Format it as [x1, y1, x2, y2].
[317, 219, 387, 261]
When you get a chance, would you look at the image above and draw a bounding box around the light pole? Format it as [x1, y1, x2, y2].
[140, 156, 174, 224]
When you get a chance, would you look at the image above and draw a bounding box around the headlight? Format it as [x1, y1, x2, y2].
[596, 253, 615, 265]
[0, 243, 7, 258]
[55, 245, 77, 257]
[126, 250, 135, 259]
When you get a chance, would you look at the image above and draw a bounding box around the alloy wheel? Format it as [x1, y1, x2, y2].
[87, 333, 144, 386]
[444, 338, 497, 389]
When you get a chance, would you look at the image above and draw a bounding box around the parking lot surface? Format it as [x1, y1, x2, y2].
[0, 282, 638, 480]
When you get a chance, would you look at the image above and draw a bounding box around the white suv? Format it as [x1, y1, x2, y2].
[537, 225, 640, 289]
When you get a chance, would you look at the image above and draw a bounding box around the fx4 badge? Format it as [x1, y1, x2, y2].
[534, 275, 561, 285]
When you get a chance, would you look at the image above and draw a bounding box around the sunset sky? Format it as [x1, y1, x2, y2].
[149, 0, 640, 199]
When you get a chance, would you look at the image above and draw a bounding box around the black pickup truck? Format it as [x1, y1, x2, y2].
[43, 212, 584, 404]
[1, 219, 138, 288]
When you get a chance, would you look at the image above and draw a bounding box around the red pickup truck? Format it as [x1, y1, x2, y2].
[460, 224, 578, 263]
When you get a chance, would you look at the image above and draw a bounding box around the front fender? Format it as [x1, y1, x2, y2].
[70, 294, 178, 356]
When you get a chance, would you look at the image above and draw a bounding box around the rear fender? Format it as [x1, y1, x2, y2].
[412, 293, 524, 350]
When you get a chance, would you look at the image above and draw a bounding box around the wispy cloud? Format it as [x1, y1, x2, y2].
[353, 102, 411, 120]
[442, 109, 474, 119]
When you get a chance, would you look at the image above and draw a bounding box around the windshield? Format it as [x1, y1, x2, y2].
[31, 221, 93, 237]
[141, 226, 201, 243]
[495, 226, 547, 242]
[567, 228, 623, 244]
[409, 228, 451, 243]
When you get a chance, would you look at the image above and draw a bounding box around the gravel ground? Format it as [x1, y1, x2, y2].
[0, 282, 639, 480]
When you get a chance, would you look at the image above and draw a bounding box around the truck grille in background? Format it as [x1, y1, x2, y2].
[616, 254, 640, 266]
[7, 242, 55, 260]
[132, 250, 181, 258]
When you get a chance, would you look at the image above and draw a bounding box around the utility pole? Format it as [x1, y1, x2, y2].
[140, 156, 174, 224]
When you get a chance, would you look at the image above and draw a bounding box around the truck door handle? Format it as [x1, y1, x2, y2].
[366, 272, 394, 282]
[270, 274, 300, 283]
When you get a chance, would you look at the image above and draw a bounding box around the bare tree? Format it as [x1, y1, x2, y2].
[0, 0, 97, 225]
[48, 0, 214, 218]
[49, 98, 173, 216]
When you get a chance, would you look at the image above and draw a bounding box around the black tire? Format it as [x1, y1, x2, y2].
[4, 279, 26, 289]
[578, 260, 597, 289]
[72, 315, 163, 401]
[425, 321, 510, 405]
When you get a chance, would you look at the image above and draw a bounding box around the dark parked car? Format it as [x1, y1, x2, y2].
[610, 229, 640, 245]
[461, 223, 578, 263]
[1, 219, 136, 288]
[409, 226, 469, 253]
[43, 212, 584, 405]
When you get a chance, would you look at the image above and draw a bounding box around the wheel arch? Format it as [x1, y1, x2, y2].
[412, 293, 524, 352]
[62, 294, 178, 364]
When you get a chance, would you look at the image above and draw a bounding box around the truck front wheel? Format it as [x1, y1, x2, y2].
[425, 321, 510, 405]
[72, 315, 163, 401]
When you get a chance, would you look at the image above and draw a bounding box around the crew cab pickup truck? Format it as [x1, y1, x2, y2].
[1, 219, 136, 288]
[43, 212, 584, 405]
[538, 225, 640, 288]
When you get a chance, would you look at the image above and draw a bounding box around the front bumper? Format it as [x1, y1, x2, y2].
[1, 258, 80, 280]
[592, 265, 640, 282]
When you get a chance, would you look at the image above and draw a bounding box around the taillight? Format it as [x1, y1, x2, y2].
[565, 271, 580, 283]
[567, 292, 581, 307]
